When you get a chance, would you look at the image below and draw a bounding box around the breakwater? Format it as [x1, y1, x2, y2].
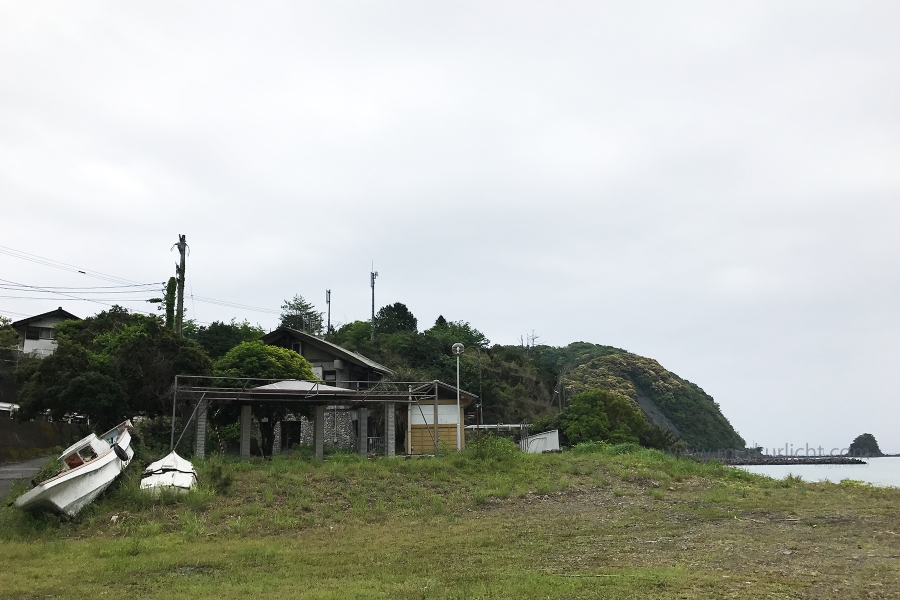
[674, 449, 869, 465]
[722, 455, 865, 466]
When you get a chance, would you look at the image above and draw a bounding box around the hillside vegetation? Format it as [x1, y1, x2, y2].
[331, 313, 744, 449]
[564, 351, 745, 449]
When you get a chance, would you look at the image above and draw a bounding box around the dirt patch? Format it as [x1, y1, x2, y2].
[490, 482, 900, 598]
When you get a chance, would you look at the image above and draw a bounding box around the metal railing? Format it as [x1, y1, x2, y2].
[367, 437, 384, 455]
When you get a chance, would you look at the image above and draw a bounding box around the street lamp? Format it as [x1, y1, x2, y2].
[452, 343, 465, 451]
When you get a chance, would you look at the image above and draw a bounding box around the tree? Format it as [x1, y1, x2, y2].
[375, 303, 417, 334]
[849, 433, 883, 457]
[188, 319, 265, 359]
[163, 277, 176, 329]
[426, 317, 490, 349]
[280, 294, 324, 335]
[15, 306, 212, 430]
[0, 316, 17, 350]
[332, 320, 372, 349]
[559, 388, 645, 445]
[214, 340, 315, 457]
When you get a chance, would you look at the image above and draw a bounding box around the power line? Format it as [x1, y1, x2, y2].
[0, 282, 162, 290]
[191, 296, 280, 314]
[0, 296, 156, 302]
[0, 286, 162, 295]
[0, 244, 144, 285]
[0, 278, 156, 316]
[0, 243, 279, 320]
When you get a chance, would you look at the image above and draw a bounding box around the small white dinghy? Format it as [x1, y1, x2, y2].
[139, 451, 197, 493]
[15, 420, 134, 516]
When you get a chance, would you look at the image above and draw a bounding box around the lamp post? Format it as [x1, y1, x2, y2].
[452, 343, 465, 451]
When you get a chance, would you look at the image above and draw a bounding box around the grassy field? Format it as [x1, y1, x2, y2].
[1, 440, 899, 599]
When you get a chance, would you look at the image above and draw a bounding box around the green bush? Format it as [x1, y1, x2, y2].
[464, 435, 520, 462]
[559, 389, 644, 445]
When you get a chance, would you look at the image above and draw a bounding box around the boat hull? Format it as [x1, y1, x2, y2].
[140, 451, 197, 494]
[15, 429, 133, 516]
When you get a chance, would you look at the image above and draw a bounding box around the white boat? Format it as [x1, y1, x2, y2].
[14, 420, 134, 516]
[140, 451, 197, 493]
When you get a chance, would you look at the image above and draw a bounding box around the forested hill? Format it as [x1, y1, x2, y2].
[560, 349, 745, 449]
[321, 307, 745, 450]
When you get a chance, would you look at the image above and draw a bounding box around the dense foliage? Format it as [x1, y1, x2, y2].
[186, 319, 265, 359]
[214, 341, 315, 457]
[559, 389, 645, 445]
[849, 433, 883, 457]
[14, 307, 211, 430]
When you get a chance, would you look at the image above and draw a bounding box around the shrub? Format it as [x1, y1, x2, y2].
[464, 435, 520, 462]
[559, 389, 644, 445]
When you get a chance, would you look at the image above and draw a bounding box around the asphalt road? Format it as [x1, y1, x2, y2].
[0, 456, 47, 499]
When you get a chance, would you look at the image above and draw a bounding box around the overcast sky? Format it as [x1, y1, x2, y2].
[2, 2, 898, 452]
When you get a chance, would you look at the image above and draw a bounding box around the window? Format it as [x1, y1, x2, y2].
[25, 326, 40, 340]
[291, 341, 303, 355]
[39, 327, 54, 340]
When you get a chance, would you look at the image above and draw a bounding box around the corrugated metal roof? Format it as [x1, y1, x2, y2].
[253, 380, 348, 392]
[261, 327, 394, 375]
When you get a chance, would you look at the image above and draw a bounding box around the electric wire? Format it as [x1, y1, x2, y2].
[0, 278, 157, 316]
[0, 287, 162, 295]
[191, 296, 280, 314]
[1, 243, 275, 320]
[0, 283, 162, 290]
[0, 296, 156, 302]
[0, 244, 143, 285]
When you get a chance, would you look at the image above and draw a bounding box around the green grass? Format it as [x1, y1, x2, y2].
[1, 441, 899, 598]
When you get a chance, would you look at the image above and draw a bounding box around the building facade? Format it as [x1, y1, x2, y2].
[11, 308, 80, 357]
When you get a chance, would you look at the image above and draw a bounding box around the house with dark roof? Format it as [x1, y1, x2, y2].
[261, 326, 393, 388]
[11, 307, 80, 357]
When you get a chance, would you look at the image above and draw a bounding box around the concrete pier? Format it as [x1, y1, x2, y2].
[384, 402, 395, 457]
[357, 407, 368, 456]
[240, 405, 252, 459]
[313, 404, 325, 460]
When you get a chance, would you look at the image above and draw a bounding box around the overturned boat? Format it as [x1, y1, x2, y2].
[140, 451, 197, 493]
[15, 420, 134, 516]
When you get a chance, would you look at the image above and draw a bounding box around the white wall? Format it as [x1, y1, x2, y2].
[409, 403, 461, 425]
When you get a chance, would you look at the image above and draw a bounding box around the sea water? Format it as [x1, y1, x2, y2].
[736, 456, 900, 488]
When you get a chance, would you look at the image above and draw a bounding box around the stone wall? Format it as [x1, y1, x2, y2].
[283, 409, 357, 451]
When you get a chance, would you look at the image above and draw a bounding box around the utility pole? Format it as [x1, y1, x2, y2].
[174, 234, 187, 336]
[452, 343, 464, 451]
[326, 289, 331, 335]
[370, 265, 378, 341]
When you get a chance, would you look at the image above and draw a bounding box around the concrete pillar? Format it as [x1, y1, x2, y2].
[240, 405, 252, 460]
[357, 407, 368, 456]
[313, 404, 326, 460]
[385, 402, 396, 457]
[194, 398, 208, 459]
